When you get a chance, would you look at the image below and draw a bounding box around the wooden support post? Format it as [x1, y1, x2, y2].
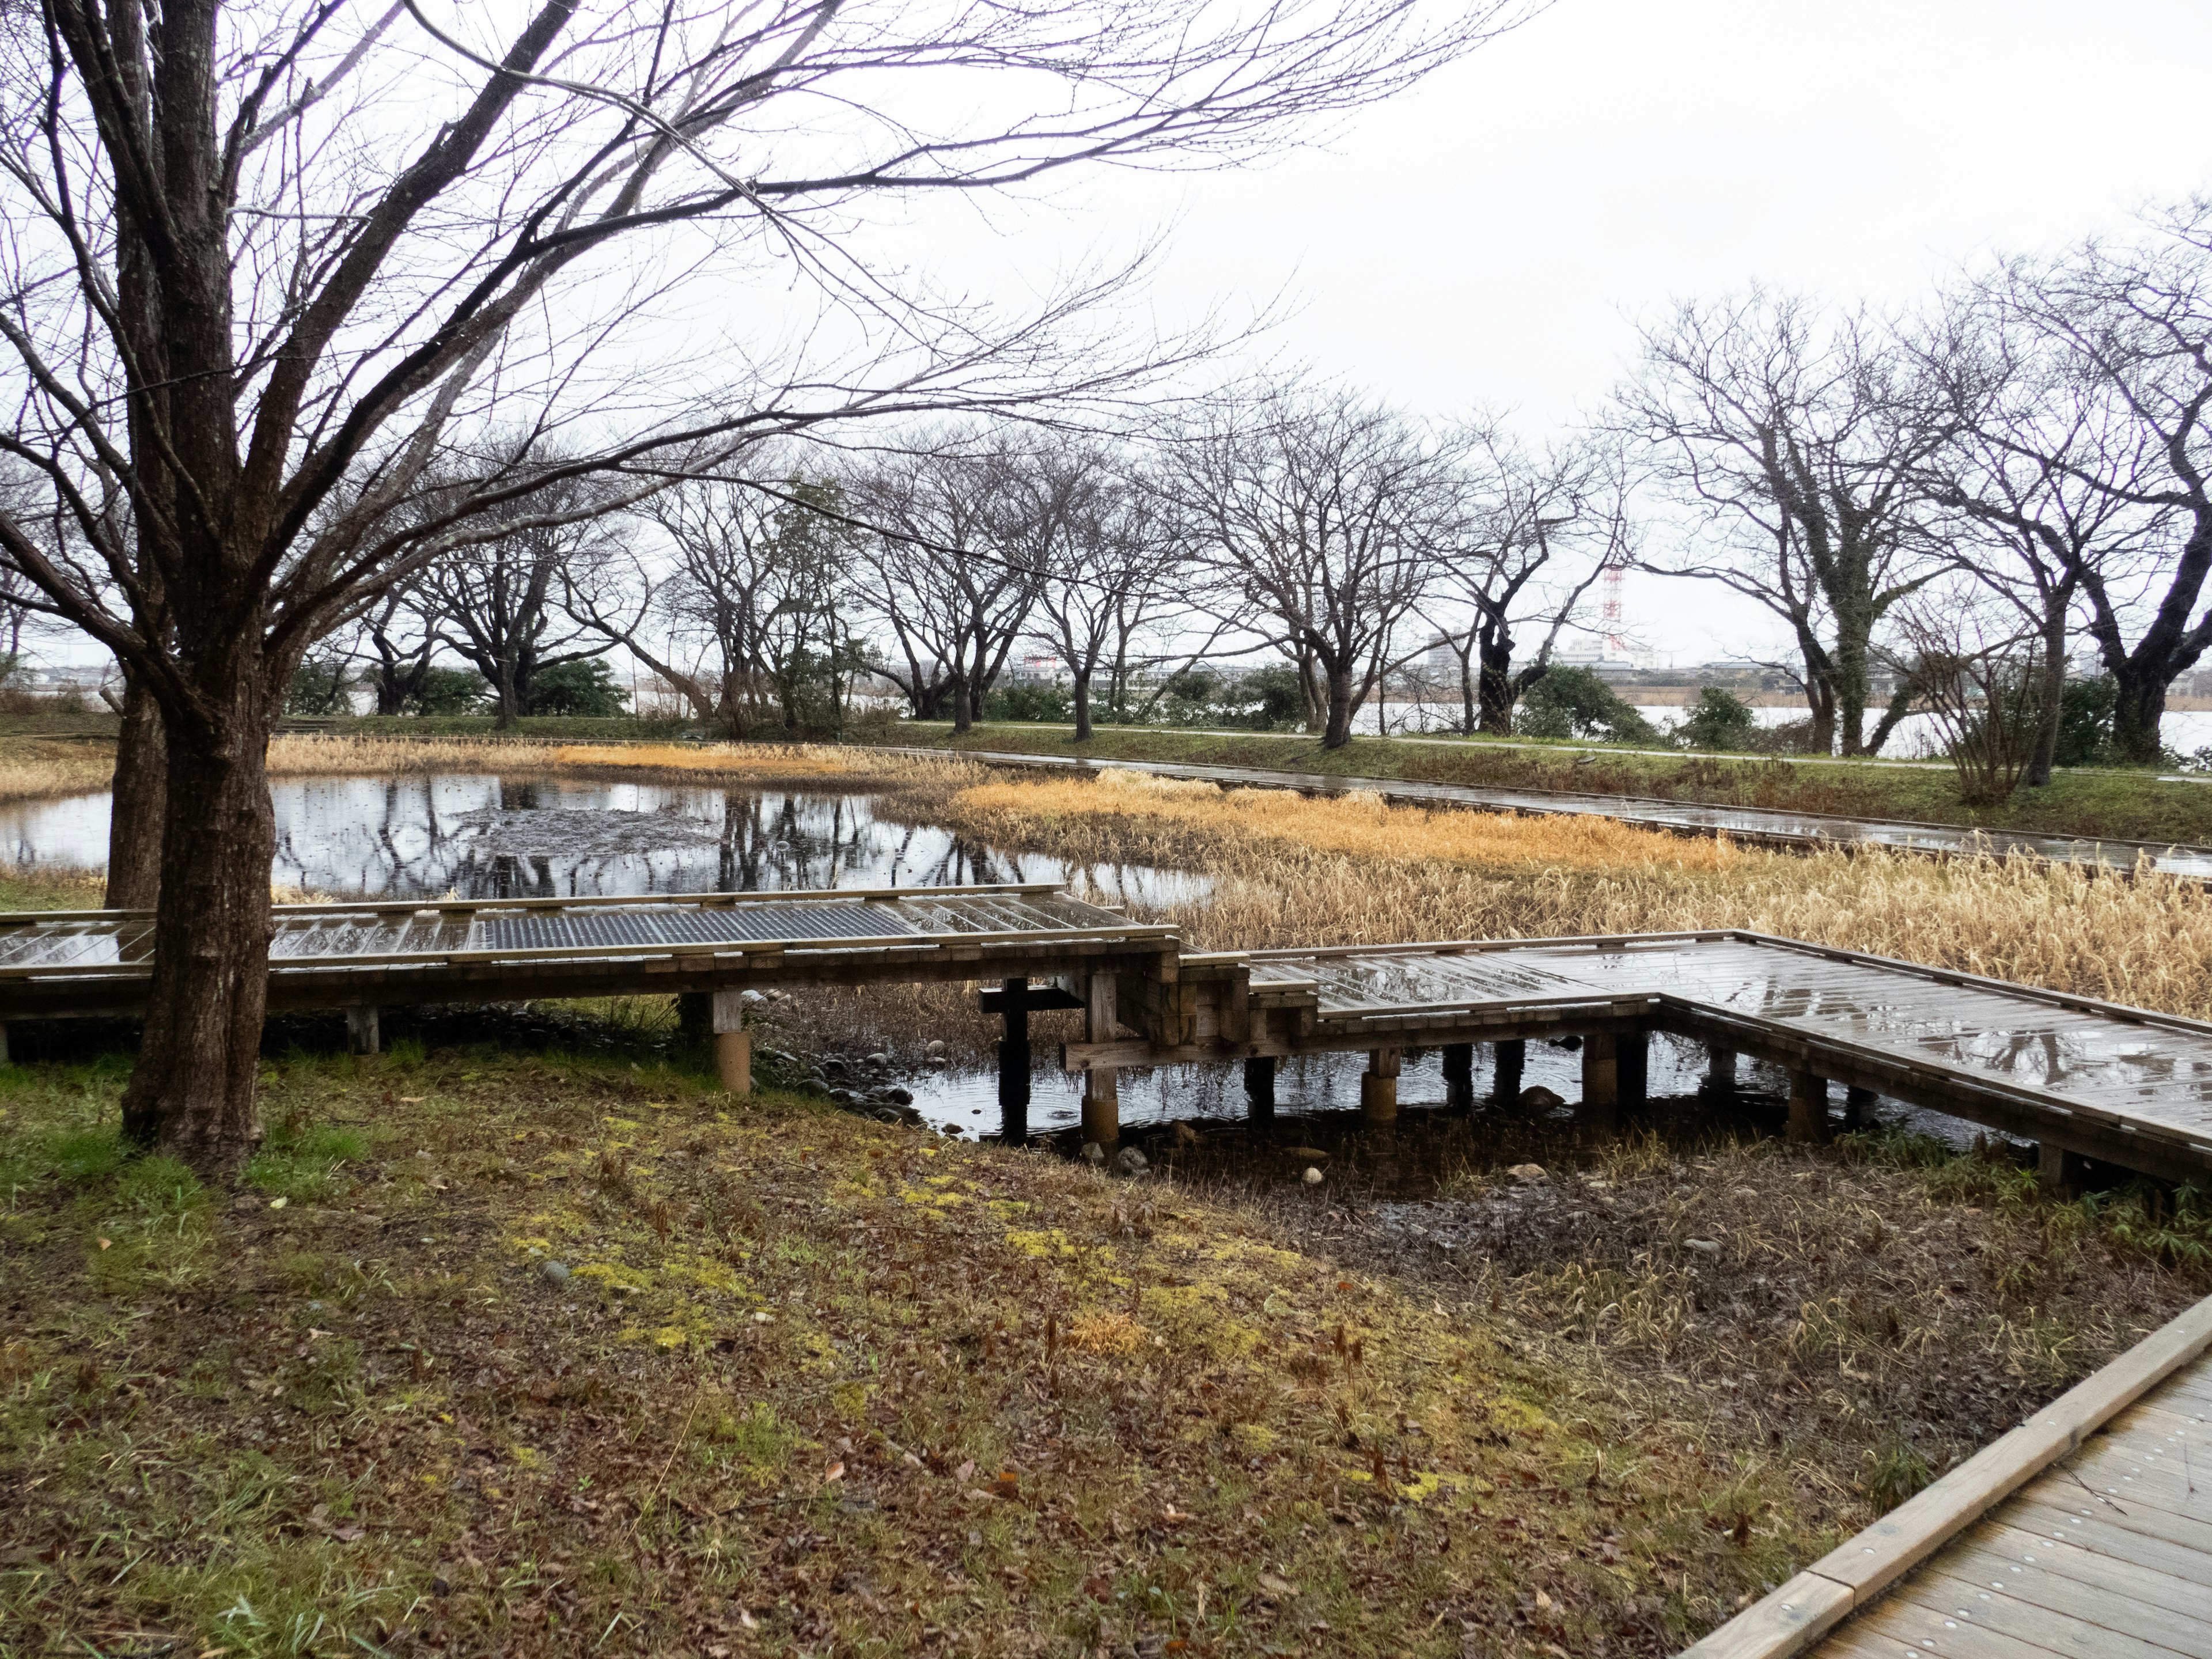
[1491, 1039, 1525, 1107]
[1705, 1046, 1736, 1096]
[2039, 1141, 2091, 1196]
[1082, 972, 1119, 1146]
[345, 1004, 380, 1056]
[1618, 1030, 1648, 1111]
[998, 975, 1032, 1117]
[0, 1022, 12, 1066]
[1360, 1047, 1401, 1123]
[1786, 1070, 1830, 1143]
[1442, 1043, 1475, 1111]
[677, 991, 711, 1043]
[1842, 1086, 1875, 1131]
[1243, 1055, 1277, 1120]
[711, 990, 751, 1096]
[1580, 1034, 1619, 1130]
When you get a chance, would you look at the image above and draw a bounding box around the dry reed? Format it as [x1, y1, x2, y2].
[925, 771, 2212, 1022]
[264, 734, 985, 789]
[0, 739, 115, 802]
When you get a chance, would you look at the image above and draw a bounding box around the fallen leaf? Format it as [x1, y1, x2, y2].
[955, 1459, 976, 1484]
[824, 1461, 846, 1483]
[987, 1469, 1020, 1500]
[1258, 1572, 1297, 1597]
[399, 1096, 426, 1104]
[267, 1196, 288, 1210]
[96, 1237, 111, 1251]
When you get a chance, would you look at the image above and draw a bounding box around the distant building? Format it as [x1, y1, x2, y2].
[1000, 652, 1066, 688]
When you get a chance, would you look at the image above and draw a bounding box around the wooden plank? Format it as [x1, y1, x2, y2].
[1960, 1522, 2212, 1634]
[1878, 1566, 2193, 1659]
[2006, 1492, 2212, 1576]
[1677, 1574, 1854, 1659]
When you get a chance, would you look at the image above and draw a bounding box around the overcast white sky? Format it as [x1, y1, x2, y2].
[983, 0, 2212, 669]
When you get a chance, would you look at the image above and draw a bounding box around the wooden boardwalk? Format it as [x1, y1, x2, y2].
[1069, 931, 2212, 1185]
[4, 884, 2212, 1183]
[1682, 1296, 2212, 1659]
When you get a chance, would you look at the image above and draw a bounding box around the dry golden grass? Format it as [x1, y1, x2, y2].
[925, 771, 2212, 1021]
[265, 733, 983, 789]
[0, 738, 115, 802]
[956, 767, 1738, 871]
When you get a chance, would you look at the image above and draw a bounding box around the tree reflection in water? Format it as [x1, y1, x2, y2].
[251, 771, 1209, 906]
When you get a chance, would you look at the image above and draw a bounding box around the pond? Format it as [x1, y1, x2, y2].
[0, 773, 1210, 907]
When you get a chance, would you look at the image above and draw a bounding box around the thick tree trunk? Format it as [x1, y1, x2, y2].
[119, 697, 277, 1166]
[1804, 680, 1836, 756]
[1475, 636, 1517, 736]
[105, 674, 166, 908]
[2111, 670, 2166, 765]
[950, 677, 972, 735]
[2024, 608, 2068, 787]
[1835, 624, 1870, 757]
[1072, 671, 1093, 743]
[1321, 665, 1355, 749]
[494, 671, 521, 729]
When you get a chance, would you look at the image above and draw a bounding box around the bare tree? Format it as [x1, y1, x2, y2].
[1421, 426, 1620, 736]
[1982, 203, 2212, 763]
[1911, 290, 2168, 784]
[576, 471, 855, 734]
[1618, 291, 1953, 755]
[850, 437, 1041, 733]
[419, 458, 626, 728]
[0, 0, 1520, 1162]
[1167, 388, 1445, 748]
[355, 585, 442, 718]
[1005, 440, 1177, 742]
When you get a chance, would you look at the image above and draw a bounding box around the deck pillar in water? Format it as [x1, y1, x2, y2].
[1491, 1039, 1524, 1106]
[1843, 1085, 1875, 1130]
[345, 1005, 380, 1056]
[1580, 1036, 1619, 1129]
[1442, 1043, 1475, 1111]
[1082, 971, 1119, 1146]
[1243, 1055, 1276, 1119]
[711, 990, 751, 1096]
[1787, 1070, 1830, 1142]
[1361, 1047, 1401, 1122]
[998, 975, 1032, 1117]
[1705, 1047, 1736, 1096]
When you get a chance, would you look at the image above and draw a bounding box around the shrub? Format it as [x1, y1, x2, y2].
[1675, 686, 1760, 752]
[1514, 665, 1658, 745]
[982, 683, 1072, 722]
[405, 666, 492, 715]
[527, 659, 628, 717]
[2054, 676, 2118, 767]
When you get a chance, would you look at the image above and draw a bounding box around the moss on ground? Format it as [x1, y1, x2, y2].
[889, 722, 2212, 847]
[0, 1047, 1850, 1657]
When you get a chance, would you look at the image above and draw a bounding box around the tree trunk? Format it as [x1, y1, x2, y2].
[494, 663, 521, 729]
[105, 673, 166, 909]
[1456, 645, 1477, 736]
[119, 697, 278, 1166]
[2111, 669, 2166, 765]
[1835, 623, 1870, 757]
[1805, 680, 1836, 756]
[1321, 665, 1355, 749]
[1072, 671, 1093, 743]
[1475, 635, 1517, 736]
[950, 677, 972, 735]
[2024, 607, 2068, 787]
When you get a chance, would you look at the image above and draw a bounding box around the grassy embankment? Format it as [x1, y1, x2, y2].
[6, 742, 2212, 1656]
[888, 719, 2212, 848]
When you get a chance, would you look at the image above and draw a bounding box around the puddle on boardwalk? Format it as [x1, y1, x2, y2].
[0, 774, 1206, 907]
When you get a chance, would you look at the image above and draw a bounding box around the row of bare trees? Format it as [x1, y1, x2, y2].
[1620, 199, 2212, 771]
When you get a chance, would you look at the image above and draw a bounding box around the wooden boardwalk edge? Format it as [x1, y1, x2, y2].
[1676, 1293, 2212, 1659]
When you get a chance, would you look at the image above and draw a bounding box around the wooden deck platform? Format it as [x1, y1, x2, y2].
[1065, 933, 2212, 1184]
[0, 882, 1177, 1021]
[1680, 1296, 2212, 1659]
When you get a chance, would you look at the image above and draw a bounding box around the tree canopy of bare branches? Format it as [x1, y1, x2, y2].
[1618, 291, 1950, 756]
[0, 0, 1522, 1162]
[1166, 388, 1448, 748]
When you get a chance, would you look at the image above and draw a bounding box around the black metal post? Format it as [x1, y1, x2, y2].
[997, 976, 1031, 1122]
[1243, 1055, 1276, 1120]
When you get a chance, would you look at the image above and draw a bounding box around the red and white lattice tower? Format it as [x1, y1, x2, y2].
[1600, 562, 1627, 658]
